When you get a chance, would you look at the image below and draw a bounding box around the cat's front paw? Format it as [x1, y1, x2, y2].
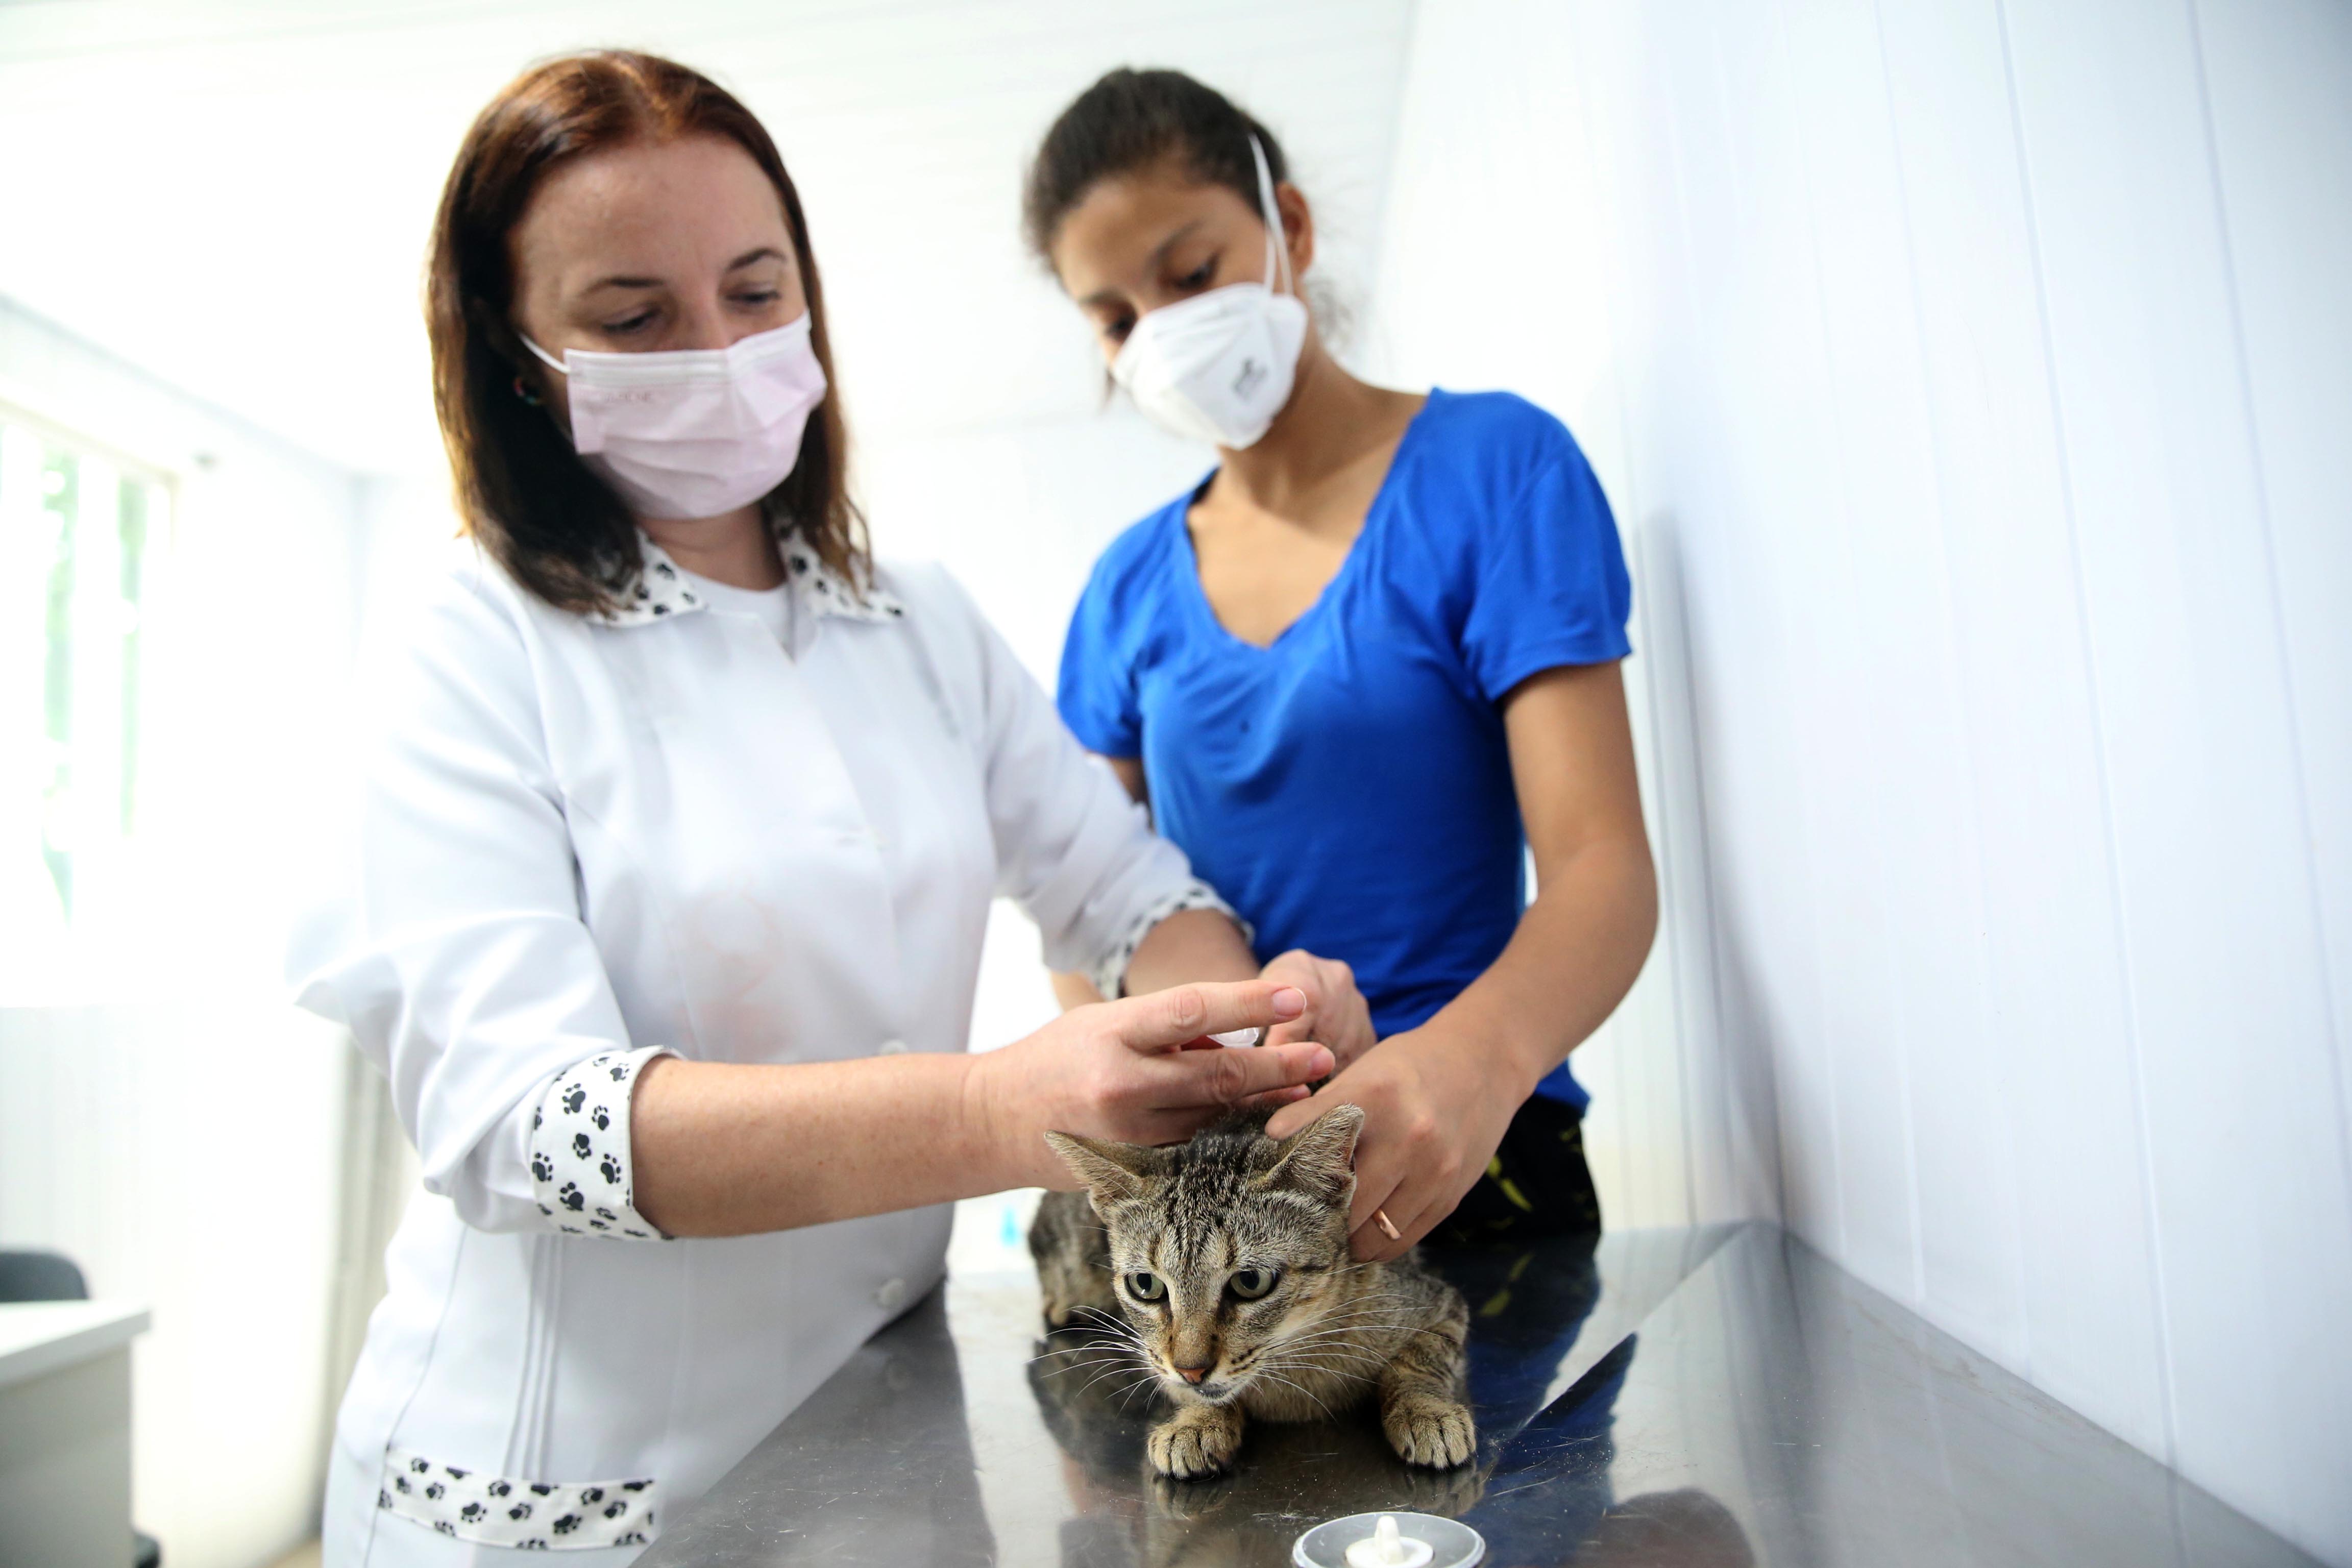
[1148, 1406, 1244, 1479]
[1383, 1393, 1477, 1468]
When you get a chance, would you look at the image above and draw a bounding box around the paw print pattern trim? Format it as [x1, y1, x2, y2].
[528, 1046, 673, 1241]
[378, 1449, 656, 1550]
[596, 528, 903, 629]
[1086, 880, 1250, 1000]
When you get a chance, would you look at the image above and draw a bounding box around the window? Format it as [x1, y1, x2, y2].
[0, 409, 171, 953]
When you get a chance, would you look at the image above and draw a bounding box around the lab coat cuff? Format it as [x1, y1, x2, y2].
[528, 1045, 674, 1240]
[1088, 880, 1251, 1000]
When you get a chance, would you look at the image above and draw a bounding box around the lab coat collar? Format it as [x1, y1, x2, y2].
[599, 527, 904, 629]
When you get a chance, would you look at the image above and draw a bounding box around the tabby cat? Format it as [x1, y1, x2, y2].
[1034, 1105, 1476, 1479]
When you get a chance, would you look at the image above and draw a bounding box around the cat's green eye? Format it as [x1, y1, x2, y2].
[1228, 1267, 1279, 1301]
[1125, 1271, 1167, 1303]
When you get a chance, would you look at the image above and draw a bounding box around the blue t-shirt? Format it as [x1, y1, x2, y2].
[1057, 389, 1631, 1109]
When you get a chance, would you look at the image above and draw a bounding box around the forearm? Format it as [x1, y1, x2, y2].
[1119, 906, 1260, 996]
[1427, 834, 1658, 1093]
[630, 1051, 1019, 1237]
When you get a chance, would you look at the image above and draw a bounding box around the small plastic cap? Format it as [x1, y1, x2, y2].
[1345, 1515, 1434, 1568]
[1208, 1026, 1264, 1048]
[1294, 1511, 1482, 1568]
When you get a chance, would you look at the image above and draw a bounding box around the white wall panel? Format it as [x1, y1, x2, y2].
[1373, 0, 2352, 1558]
[0, 1005, 348, 1568]
[1779, 0, 2011, 1357]
[2190, 0, 2352, 1280]
[0, 0, 1414, 479]
[0, 297, 372, 1566]
[1870, 0, 2160, 1431]
[2001, 0, 2352, 1541]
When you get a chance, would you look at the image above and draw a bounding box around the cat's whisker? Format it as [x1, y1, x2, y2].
[1273, 1343, 1391, 1366]
[1111, 1371, 1166, 1411]
[1292, 1303, 1420, 1325]
[1038, 1350, 1144, 1378]
[1064, 1306, 1144, 1338]
[1284, 1322, 1411, 1344]
[1275, 1318, 1416, 1345]
[1075, 1360, 1157, 1400]
[1262, 1339, 1393, 1371]
[1031, 1335, 1145, 1366]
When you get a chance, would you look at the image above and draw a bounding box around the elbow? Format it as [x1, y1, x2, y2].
[1535, 829, 1659, 984]
[426, 1162, 545, 1235]
[1626, 834, 1661, 967]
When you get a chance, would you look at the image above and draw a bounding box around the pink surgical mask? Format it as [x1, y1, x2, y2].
[522, 314, 827, 521]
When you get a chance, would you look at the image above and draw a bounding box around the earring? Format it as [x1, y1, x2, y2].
[512, 375, 544, 407]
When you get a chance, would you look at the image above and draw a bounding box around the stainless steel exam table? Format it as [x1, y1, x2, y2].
[638, 1222, 2321, 1567]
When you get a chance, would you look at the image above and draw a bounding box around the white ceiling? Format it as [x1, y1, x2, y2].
[0, 0, 1415, 476]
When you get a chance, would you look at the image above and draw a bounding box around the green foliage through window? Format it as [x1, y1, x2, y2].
[1, 414, 169, 926]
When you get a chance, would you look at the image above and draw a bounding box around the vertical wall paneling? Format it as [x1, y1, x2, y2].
[2002, 0, 2352, 1537]
[1577, 2, 1787, 1232]
[2187, 0, 2352, 1272]
[1873, 0, 2161, 1427]
[1373, 2, 2352, 1558]
[1781, 0, 2029, 1363]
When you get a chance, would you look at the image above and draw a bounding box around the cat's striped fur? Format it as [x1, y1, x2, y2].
[1035, 1106, 1475, 1479]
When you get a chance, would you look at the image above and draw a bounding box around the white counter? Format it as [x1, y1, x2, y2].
[0, 1299, 150, 1387]
[0, 1298, 150, 1568]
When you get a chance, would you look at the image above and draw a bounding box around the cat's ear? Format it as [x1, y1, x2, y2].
[1043, 1132, 1156, 1207]
[1259, 1104, 1365, 1207]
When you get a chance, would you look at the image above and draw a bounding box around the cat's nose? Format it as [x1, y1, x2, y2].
[1174, 1363, 1211, 1385]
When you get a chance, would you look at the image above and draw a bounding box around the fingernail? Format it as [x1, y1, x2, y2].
[1272, 987, 1307, 1019]
[1308, 1046, 1334, 1077]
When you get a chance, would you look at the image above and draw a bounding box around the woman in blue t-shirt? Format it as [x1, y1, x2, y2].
[1023, 69, 1658, 1257]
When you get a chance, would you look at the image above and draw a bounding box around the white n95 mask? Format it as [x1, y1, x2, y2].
[1110, 136, 1309, 450]
[522, 314, 827, 521]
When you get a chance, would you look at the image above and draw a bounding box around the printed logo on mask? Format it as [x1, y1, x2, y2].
[1232, 358, 1266, 399]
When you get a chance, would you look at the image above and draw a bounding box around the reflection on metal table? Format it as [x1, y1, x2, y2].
[638, 1222, 2319, 1566]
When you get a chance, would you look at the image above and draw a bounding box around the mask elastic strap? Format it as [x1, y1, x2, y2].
[519, 334, 569, 376]
[1248, 134, 1292, 298]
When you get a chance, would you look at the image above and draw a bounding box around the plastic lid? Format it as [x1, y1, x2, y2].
[1293, 1512, 1484, 1568]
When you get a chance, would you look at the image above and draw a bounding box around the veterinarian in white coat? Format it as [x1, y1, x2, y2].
[288, 52, 1365, 1565]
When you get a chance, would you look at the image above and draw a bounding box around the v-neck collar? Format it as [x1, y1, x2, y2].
[1173, 390, 1436, 654]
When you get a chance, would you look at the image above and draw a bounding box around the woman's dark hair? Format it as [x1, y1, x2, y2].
[1022, 68, 1290, 263]
[427, 51, 865, 616]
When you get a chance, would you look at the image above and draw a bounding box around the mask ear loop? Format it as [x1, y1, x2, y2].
[519, 334, 570, 376]
[1248, 134, 1293, 298]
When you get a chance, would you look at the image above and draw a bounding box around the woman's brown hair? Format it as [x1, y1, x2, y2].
[427, 51, 865, 615]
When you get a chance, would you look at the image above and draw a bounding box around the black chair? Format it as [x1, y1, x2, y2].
[0, 1248, 89, 1304]
[0, 1248, 163, 1568]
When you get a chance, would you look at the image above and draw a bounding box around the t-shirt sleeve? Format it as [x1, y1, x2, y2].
[1056, 550, 1146, 758]
[1459, 434, 1633, 702]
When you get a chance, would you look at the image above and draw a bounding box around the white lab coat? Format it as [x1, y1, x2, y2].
[291, 533, 1216, 1563]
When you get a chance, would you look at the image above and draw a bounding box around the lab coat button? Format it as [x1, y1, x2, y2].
[875, 1277, 908, 1312]
[877, 1038, 909, 1055]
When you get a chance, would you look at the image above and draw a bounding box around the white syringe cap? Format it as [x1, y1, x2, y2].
[1292, 1510, 1484, 1568]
